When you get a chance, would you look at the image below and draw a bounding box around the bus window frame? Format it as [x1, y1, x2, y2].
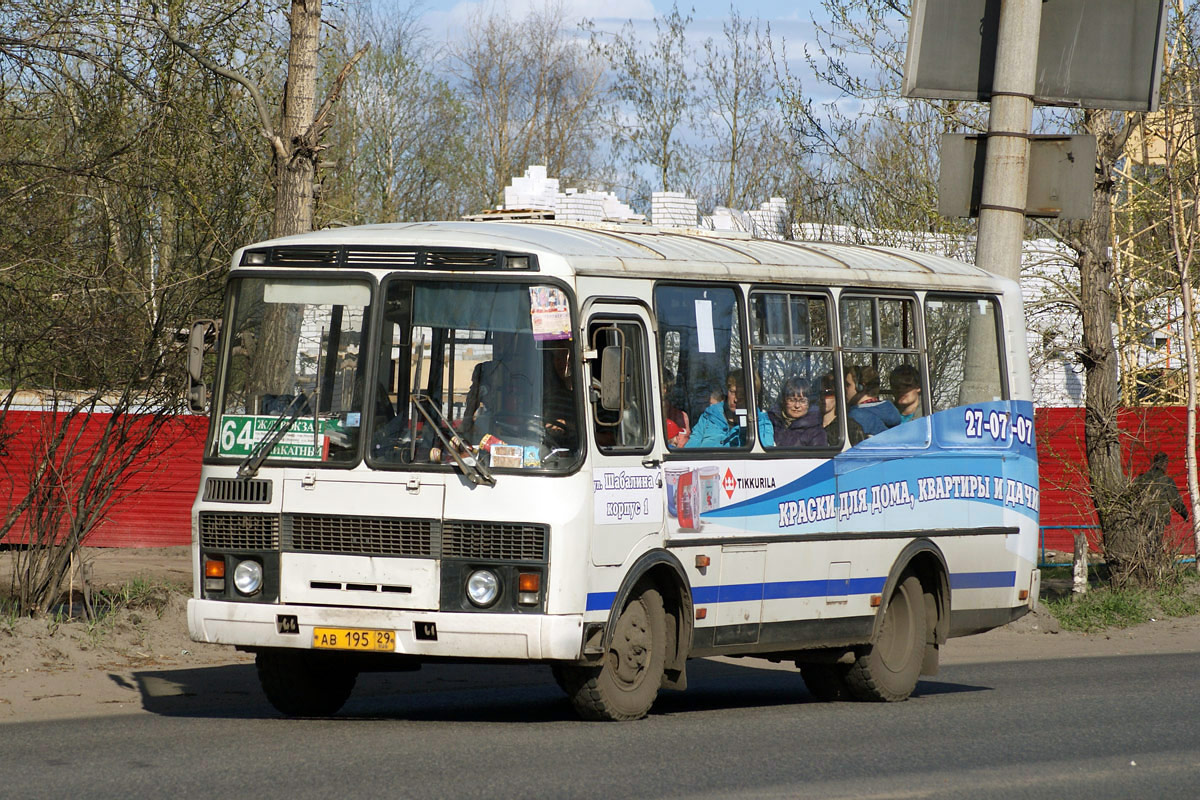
[584, 309, 657, 458]
[363, 272, 587, 476]
[922, 291, 1011, 410]
[204, 268, 379, 470]
[651, 280, 754, 458]
[838, 289, 928, 416]
[746, 284, 843, 456]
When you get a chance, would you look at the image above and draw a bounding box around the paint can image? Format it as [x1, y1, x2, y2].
[664, 466, 689, 518]
[675, 469, 701, 531]
[698, 466, 722, 512]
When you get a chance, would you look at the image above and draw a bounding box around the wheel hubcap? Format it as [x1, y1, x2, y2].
[609, 598, 651, 687]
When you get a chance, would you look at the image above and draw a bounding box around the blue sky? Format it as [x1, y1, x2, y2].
[406, 0, 825, 48]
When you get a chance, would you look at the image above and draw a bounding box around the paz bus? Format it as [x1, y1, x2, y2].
[185, 220, 1040, 720]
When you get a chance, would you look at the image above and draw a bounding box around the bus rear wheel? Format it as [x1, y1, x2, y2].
[556, 584, 666, 721]
[256, 649, 357, 717]
[845, 574, 926, 702]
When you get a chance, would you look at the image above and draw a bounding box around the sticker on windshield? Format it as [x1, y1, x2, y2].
[530, 286, 571, 341]
[218, 414, 330, 460]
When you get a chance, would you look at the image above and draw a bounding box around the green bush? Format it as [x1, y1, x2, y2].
[1046, 569, 1200, 632]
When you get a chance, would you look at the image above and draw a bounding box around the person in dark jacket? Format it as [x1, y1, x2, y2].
[1131, 452, 1189, 544]
[848, 365, 901, 436]
[767, 376, 827, 448]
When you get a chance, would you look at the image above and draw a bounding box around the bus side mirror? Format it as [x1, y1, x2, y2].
[187, 319, 217, 413]
[599, 345, 626, 411]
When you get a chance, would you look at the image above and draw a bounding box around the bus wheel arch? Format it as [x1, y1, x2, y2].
[876, 539, 949, 659]
[844, 540, 949, 702]
[604, 549, 693, 691]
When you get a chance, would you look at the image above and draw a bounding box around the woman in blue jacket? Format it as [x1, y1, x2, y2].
[686, 372, 773, 447]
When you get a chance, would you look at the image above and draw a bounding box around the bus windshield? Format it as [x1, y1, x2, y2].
[214, 277, 371, 464]
[369, 279, 580, 472]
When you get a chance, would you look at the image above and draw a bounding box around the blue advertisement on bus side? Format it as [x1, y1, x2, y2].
[664, 401, 1038, 539]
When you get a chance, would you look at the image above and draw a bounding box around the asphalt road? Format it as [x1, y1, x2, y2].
[4, 652, 1198, 799]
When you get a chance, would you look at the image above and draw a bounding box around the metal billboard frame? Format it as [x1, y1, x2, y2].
[904, 0, 1168, 111]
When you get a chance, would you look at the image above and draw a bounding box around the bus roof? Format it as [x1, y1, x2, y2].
[238, 220, 1011, 293]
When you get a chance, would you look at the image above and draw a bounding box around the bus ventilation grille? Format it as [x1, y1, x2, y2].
[198, 512, 280, 551]
[283, 514, 438, 558]
[442, 521, 548, 562]
[203, 478, 272, 504]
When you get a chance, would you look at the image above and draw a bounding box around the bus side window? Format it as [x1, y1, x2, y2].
[750, 290, 835, 450]
[839, 293, 921, 439]
[653, 284, 749, 449]
[589, 320, 651, 452]
[924, 295, 1005, 411]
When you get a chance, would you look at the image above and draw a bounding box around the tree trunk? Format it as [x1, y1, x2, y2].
[272, 0, 323, 239]
[1078, 110, 1141, 587]
[258, 0, 324, 398]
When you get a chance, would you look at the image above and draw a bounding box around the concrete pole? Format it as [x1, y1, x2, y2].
[974, 0, 1043, 281]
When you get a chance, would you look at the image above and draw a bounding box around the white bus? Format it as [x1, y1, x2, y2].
[186, 220, 1040, 720]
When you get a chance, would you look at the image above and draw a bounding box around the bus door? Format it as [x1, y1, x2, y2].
[584, 305, 664, 567]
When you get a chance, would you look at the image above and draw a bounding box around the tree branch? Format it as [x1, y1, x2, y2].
[301, 43, 370, 155]
[150, 4, 286, 161]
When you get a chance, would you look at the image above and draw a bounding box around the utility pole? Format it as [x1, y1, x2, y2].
[974, 0, 1043, 282]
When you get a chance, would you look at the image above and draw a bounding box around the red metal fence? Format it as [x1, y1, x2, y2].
[0, 407, 1194, 551]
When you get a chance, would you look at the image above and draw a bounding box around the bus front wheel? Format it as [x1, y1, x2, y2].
[556, 584, 666, 721]
[256, 649, 357, 717]
[845, 574, 926, 702]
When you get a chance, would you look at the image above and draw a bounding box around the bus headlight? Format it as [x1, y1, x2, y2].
[233, 559, 263, 595]
[466, 569, 500, 607]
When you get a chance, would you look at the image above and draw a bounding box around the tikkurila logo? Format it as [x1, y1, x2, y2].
[723, 467, 736, 499]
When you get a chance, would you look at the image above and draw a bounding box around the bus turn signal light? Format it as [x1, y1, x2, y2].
[204, 558, 226, 592]
[518, 571, 541, 605]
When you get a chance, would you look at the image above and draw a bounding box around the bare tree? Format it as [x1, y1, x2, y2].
[450, 3, 611, 208]
[1160, 0, 1200, 568]
[591, 4, 695, 198]
[695, 10, 792, 210]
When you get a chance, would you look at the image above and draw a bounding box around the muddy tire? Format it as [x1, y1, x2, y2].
[256, 649, 357, 717]
[845, 574, 926, 702]
[557, 585, 666, 721]
[799, 663, 851, 701]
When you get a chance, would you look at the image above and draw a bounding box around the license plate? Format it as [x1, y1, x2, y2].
[312, 627, 396, 652]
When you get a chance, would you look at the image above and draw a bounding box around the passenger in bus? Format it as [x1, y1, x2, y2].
[542, 342, 577, 448]
[461, 359, 505, 444]
[768, 376, 827, 447]
[889, 364, 923, 423]
[661, 369, 691, 448]
[820, 373, 862, 446]
[848, 365, 901, 436]
[686, 372, 771, 448]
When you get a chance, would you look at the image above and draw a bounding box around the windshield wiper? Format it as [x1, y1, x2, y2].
[238, 393, 308, 479]
[410, 393, 495, 487]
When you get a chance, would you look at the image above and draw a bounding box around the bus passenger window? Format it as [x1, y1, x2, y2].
[924, 296, 1004, 411]
[654, 284, 750, 449]
[839, 294, 921, 441]
[750, 290, 835, 450]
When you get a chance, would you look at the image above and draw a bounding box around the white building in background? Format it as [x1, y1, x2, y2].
[487, 166, 1183, 409]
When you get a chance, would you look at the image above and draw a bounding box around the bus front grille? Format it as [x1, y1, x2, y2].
[442, 521, 548, 562]
[199, 512, 280, 551]
[203, 477, 272, 504]
[283, 514, 437, 558]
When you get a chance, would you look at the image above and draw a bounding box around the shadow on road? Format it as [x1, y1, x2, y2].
[130, 657, 992, 723]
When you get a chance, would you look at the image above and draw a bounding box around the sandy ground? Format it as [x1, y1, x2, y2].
[1, 546, 1199, 724]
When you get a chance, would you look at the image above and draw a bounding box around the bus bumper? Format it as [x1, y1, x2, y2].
[188, 599, 585, 661]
